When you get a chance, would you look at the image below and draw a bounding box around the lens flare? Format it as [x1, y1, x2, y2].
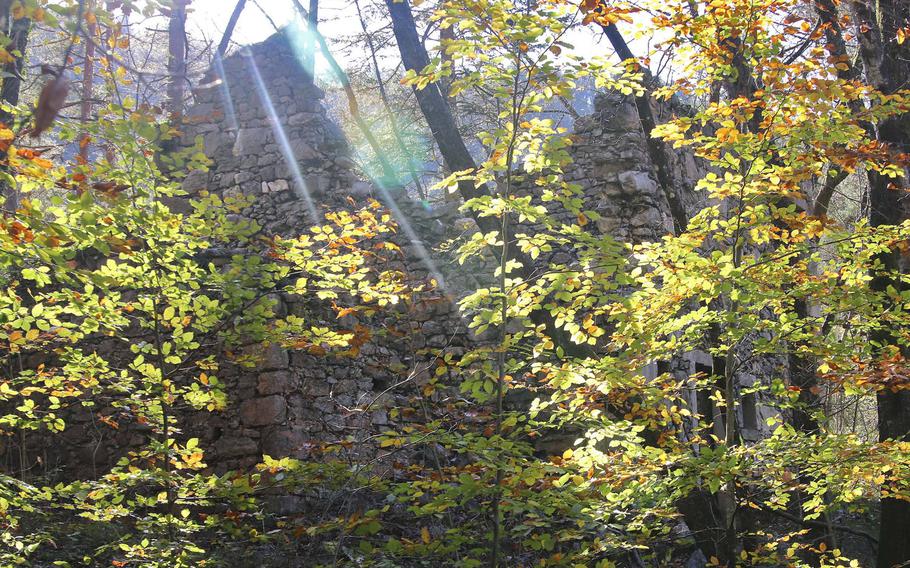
[342, 150, 446, 294]
[243, 48, 321, 222]
[213, 52, 239, 132]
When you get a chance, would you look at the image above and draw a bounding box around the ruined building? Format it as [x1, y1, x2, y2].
[7, 31, 782, 478]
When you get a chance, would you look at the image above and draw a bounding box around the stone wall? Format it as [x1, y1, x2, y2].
[5, 31, 782, 479]
[170, 34, 478, 471]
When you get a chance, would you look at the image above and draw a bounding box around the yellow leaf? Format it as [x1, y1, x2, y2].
[421, 526, 430, 544]
[25, 329, 39, 341]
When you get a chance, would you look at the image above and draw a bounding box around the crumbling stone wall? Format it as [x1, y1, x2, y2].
[169, 31, 782, 465]
[173, 33, 478, 471]
[6, 31, 782, 479]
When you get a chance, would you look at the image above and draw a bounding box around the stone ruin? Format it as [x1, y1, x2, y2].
[4, 31, 783, 479]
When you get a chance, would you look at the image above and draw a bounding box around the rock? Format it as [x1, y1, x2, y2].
[233, 127, 271, 155]
[240, 396, 287, 426]
[257, 371, 293, 395]
[304, 174, 331, 196]
[183, 170, 209, 191]
[291, 140, 319, 160]
[271, 179, 290, 192]
[618, 170, 659, 195]
[351, 181, 372, 197]
[258, 343, 289, 370]
[686, 549, 707, 568]
[261, 429, 307, 458]
[630, 207, 663, 228]
[214, 436, 259, 458]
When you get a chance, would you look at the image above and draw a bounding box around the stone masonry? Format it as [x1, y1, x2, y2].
[4, 30, 782, 479]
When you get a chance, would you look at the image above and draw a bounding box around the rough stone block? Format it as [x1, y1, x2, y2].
[240, 396, 287, 426]
[257, 370, 293, 395]
[214, 436, 259, 458]
[261, 429, 307, 458]
[183, 170, 209, 191]
[302, 380, 332, 397]
[618, 170, 658, 195]
[259, 343, 289, 370]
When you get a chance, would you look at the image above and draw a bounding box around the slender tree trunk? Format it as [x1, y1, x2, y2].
[167, 0, 188, 120]
[79, 1, 96, 161]
[0, 0, 29, 213]
[302, 0, 318, 83]
[216, 0, 247, 58]
[600, 18, 753, 564]
[852, 2, 910, 566]
[383, 3, 741, 564]
[160, 0, 188, 161]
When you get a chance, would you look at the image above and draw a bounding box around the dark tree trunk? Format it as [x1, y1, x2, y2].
[216, 0, 247, 58]
[0, 0, 28, 125]
[852, 2, 910, 566]
[383, 0, 493, 214]
[79, 3, 96, 161]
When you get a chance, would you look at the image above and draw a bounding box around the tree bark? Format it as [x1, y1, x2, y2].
[851, 2, 910, 566]
[0, 0, 29, 126]
[216, 0, 247, 58]
[167, 0, 188, 120]
[0, 0, 29, 213]
[302, 0, 318, 83]
[79, 0, 96, 161]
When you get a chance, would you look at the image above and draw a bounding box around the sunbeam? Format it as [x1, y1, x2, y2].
[349, 149, 449, 295]
[213, 52, 240, 133]
[243, 47, 321, 222]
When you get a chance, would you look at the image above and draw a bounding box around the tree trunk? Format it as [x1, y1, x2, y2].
[216, 0, 247, 58]
[852, 2, 910, 566]
[0, 0, 29, 213]
[303, 0, 318, 83]
[167, 0, 188, 120]
[79, 1, 96, 161]
[0, 0, 28, 125]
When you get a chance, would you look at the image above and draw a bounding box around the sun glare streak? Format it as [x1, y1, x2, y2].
[243, 48, 321, 222]
[350, 150, 449, 294]
[285, 18, 332, 85]
[213, 52, 239, 132]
